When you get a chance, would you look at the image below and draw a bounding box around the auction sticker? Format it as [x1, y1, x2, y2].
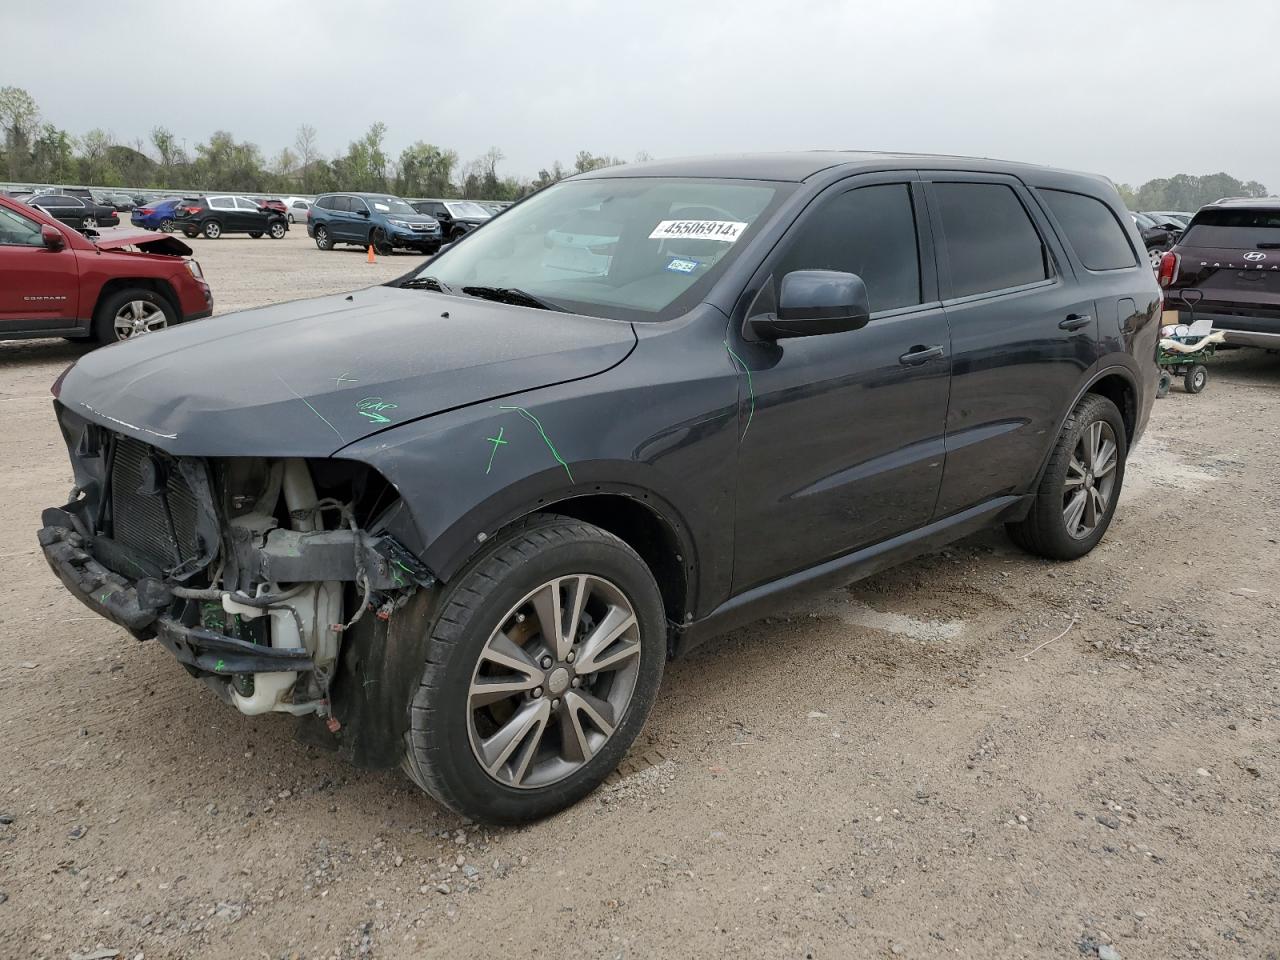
[649, 220, 748, 243]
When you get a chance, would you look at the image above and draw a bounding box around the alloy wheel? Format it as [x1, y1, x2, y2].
[270, 221, 286, 239]
[113, 300, 168, 340]
[315, 226, 329, 249]
[1062, 420, 1118, 539]
[467, 574, 642, 789]
[81, 217, 95, 229]
[1148, 247, 1164, 270]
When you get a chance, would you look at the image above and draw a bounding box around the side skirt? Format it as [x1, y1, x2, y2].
[673, 494, 1030, 657]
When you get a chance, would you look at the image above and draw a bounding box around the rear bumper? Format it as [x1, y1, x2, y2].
[1168, 309, 1280, 347]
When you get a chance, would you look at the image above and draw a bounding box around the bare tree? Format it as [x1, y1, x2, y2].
[295, 124, 320, 191]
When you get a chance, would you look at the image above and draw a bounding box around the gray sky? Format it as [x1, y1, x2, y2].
[9, 0, 1278, 189]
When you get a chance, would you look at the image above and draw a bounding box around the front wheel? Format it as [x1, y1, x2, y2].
[248, 231, 263, 239]
[402, 516, 666, 824]
[1184, 364, 1207, 394]
[202, 220, 222, 239]
[314, 225, 332, 250]
[287, 213, 295, 223]
[1007, 393, 1127, 561]
[92, 288, 177, 344]
[268, 220, 287, 239]
[370, 227, 393, 255]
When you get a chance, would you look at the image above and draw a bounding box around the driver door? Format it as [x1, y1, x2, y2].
[0, 204, 79, 332]
[728, 176, 953, 592]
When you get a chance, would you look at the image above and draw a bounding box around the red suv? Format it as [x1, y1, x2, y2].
[0, 194, 212, 346]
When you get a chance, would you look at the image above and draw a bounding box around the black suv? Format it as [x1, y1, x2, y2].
[1158, 198, 1280, 348]
[172, 195, 288, 240]
[28, 193, 120, 230]
[39, 152, 1159, 824]
[410, 199, 491, 242]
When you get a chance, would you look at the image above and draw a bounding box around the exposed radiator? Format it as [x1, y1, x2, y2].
[109, 435, 201, 572]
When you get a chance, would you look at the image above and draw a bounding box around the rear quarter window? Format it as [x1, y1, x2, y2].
[1040, 189, 1137, 271]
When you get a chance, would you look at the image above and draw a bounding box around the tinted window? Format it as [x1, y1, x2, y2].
[1041, 189, 1137, 270]
[773, 184, 921, 313]
[0, 205, 45, 246]
[315, 196, 334, 210]
[235, 197, 259, 210]
[934, 182, 1050, 298]
[348, 196, 368, 212]
[208, 197, 234, 210]
[1181, 207, 1280, 249]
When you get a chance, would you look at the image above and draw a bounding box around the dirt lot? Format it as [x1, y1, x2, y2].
[1, 229, 1278, 960]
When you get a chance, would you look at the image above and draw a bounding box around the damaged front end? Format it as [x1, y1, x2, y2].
[39, 405, 433, 724]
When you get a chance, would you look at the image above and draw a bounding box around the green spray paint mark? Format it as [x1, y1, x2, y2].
[484, 426, 507, 474]
[499, 406, 574, 483]
[724, 341, 755, 440]
[214, 659, 226, 673]
[357, 397, 397, 424]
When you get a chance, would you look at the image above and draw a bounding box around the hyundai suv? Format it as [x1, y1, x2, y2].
[38, 152, 1158, 824]
[309, 193, 441, 254]
[1157, 198, 1280, 348]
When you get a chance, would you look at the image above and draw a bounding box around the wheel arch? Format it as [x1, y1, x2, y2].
[93, 277, 181, 321]
[1029, 364, 1139, 491]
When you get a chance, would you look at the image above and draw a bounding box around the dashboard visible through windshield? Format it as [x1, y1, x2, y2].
[406, 178, 791, 322]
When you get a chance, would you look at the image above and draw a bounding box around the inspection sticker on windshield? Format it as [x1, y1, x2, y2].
[649, 219, 748, 243]
[666, 257, 700, 274]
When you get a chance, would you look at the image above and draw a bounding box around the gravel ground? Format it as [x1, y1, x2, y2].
[1, 230, 1278, 959]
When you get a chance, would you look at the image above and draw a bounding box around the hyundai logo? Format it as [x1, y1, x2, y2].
[1244, 251, 1267, 262]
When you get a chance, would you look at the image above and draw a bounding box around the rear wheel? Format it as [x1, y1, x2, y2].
[1147, 246, 1165, 270]
[81, 216, 96, 230]
[1184, 364, 1208, 394]
[159, 217, 173, 233]
[268, 220, 287, 239]
[370, 227, 393, 255]
[1007, 393, 1127, 561]
[248, 231, 263, 239]
[314, 225, 332, 250]
[202, 220, 222, 239]
[92, 288, 177, 345]
[287, 213, 295, 223]
[402, 515, 666, 824]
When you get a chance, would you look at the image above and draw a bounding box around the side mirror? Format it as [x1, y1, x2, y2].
[749, 270, 871, 340]
[357, 208, 370, 218]
[41, 224, 64, 251]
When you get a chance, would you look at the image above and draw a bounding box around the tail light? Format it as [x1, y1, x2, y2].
[1157, 251, 1179, 287]
[137, 207, 153, 216]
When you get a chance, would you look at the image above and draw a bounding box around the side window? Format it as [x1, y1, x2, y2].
[208, 197, 233, 210]
[933, 182, 1050, 298]
[773, 183, 922, 314]
[329, 196, 348, 213]
[315, 196, 332, 210]
[348, 197, 368, 213]
[1040, 189, 1138, 270]
[236, 197, 258, 210]
[292, 200, 307, 209]
[0, 205, 46, 246]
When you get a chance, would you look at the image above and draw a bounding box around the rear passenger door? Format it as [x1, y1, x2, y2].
[923, 175, 1096, 517]
[329, 196, 354, 241]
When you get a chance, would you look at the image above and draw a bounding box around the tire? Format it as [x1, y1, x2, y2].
[1148, 246, 1165, 270]
[1006, 393, 1127, 561]
[370, 227, 393, 256]
[421, 243, 440, 255]
[81, 216, 96, 230]
[159, 218, 173, 233]
[202, 220, 222, 239]
[268, 220, 287, 239]
[402, 515, 666, 824]
[248, 231, 263, 239]
[287, 213, 295, 223]
[450, 228, 466, 244]
[1156, 370, 1172, 399]
[1183, 364, 1207, 394]
[184, 229, 198, 239]
[314, 225, 332, 250]
[92, 288, 177, 345]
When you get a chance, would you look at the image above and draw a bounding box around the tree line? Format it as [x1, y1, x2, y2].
[2, 86, 1270, 208]
[0, 86, 634, 199]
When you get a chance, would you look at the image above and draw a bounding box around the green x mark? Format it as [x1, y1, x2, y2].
[484, 426, 508, 474]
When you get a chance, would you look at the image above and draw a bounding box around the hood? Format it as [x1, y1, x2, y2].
[88, 226, 192, 256]
[388, 213, 438, 226]
[59, 285, 636, 458]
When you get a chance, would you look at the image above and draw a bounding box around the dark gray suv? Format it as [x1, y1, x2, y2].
[39, 152, 1160, 824]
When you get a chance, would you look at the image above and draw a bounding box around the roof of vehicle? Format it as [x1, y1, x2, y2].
[574, 150, 1105, 185]
[322, 191, 412, 198]
[1204, 197, 1280, 210]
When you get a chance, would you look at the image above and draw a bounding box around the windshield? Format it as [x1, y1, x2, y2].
[408, 177, 788, 322]
[1181, 208, 1280, 249]
[445, 201, 492, 219]
[368, 196, 417, 215]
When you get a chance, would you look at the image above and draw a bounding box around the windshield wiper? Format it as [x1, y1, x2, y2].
[400, 275, 453, 293]
[461, 286, 565, 312]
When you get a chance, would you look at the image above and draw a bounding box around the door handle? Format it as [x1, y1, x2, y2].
[1059, 313, 1092, 331]
[899, 344, 944, 366]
